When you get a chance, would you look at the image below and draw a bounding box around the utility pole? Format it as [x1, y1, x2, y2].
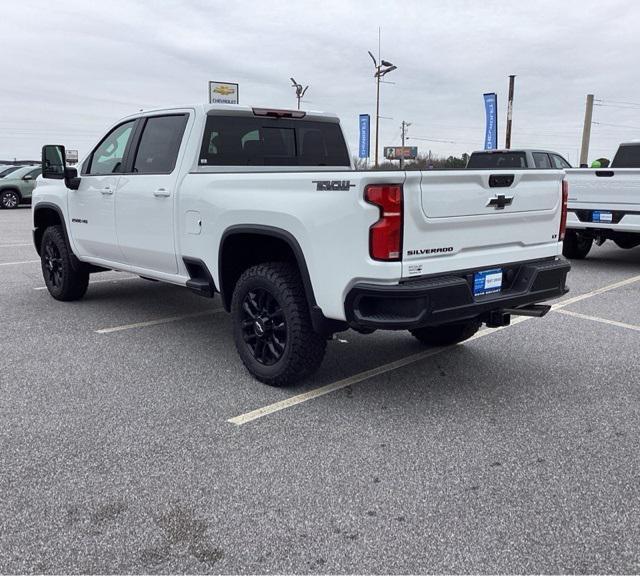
[580, 94, 594, 167]
[400, 121, 411, 169]
[505, 75, 516, 149]
[375, 72, 381, 166]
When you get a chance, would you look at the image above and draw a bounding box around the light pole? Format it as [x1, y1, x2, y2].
[368, 51, 397, 167]
[290, 78, 308, 110]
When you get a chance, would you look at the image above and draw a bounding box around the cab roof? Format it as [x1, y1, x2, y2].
[121, 103, 340, 123]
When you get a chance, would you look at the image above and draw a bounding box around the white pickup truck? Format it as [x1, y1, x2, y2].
[34, 104, 570, 385]
[564, 142, 640, 258]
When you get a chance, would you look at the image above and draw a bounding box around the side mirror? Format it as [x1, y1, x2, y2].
[23, 175, 33, 181]
[42, 144, 80, 190]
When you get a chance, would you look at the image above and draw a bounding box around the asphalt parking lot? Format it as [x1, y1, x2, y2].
[1, 206, 639, 574]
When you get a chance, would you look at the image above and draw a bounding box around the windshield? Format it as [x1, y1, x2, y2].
[0, 166, 20, 177]
[467, 152, 527, 169]
[2, 166, 35, 179]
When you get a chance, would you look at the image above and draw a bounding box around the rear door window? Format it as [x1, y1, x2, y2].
[199, 116, 350, 166]
[133, 115, 188, 174]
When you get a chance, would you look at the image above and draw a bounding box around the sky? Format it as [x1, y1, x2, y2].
[1, 0, 640, 165]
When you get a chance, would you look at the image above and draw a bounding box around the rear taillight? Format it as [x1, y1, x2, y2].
[559, 180, 568, 241]
[365, 184, 403, 261]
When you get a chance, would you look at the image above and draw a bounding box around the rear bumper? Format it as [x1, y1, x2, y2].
[345, 257, 570, 330]
[567, 208, 640, 233]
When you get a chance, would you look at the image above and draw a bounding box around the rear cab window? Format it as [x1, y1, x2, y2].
[198, 115, 350, 167]
[466, 152, 527, 169]
[612, 144, 640, 168]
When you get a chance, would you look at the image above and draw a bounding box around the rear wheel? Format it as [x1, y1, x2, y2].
[231, 262, 326, 386]
[562, 230, 593, 259]
[0, 190, 20, 209]
[410, 320, 481, 347]
[40, 226, 89, 301]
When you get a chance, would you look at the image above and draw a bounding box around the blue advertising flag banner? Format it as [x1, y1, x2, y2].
[359, 114, 370, 158]
[483, 93, 498, 150]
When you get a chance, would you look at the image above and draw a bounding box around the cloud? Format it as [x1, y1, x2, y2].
[1, 0, 638, 164]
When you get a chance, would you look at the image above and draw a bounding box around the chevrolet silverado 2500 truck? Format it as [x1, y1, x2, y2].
[563, 142, 640, 258]
[34, 104, 570, 385]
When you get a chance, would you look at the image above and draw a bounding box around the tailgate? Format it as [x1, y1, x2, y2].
[565, 168, 640, 205]
[402, 170, 564, 278]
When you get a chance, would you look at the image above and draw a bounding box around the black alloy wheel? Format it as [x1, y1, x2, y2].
[240, 288, 287, 366]
[43, 238, 64, 289]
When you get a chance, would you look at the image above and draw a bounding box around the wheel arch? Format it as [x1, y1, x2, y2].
[33, 202, 68, 256]
[218, 225, 317, 313]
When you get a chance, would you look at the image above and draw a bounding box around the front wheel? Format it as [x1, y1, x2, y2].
[231, 262, 326, 386]
[562, 230, 593, 259]
[410, 320, 481, 347]
[40, 225, 89, 301]
[0, 190, 20, 209]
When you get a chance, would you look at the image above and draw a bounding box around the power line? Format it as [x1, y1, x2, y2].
[593, 121, 640, 130]
[596, 98, 640, 107]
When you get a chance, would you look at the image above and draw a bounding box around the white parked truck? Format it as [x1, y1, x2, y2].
[34, 104, 570, 385]
[564, 142, 640, 258]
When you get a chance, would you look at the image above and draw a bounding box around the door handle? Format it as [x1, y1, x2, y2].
[154, 188, 171, 198]
[100, 186, 113, 195]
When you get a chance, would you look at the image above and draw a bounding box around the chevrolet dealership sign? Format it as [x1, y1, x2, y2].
[209, 81, 239, 105]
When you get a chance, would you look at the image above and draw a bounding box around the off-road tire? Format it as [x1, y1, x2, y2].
[410, 320, 481, 347]
[40, 225, 89, 301]
[562, 230, 593, 259]
[0, 189, 20, 209]
[231, 262, 326, 386]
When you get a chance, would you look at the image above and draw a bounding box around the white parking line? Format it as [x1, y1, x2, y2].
[550, 273, 640, 310]
[34, 275, 139, 290]
[227, 317, 531, 426]
[228, 274, 640, 426]
[0, 259, 39, 267]
[96, 309, 225, 334]
[555, 309, 640, 333]
[0, 243, 33, 248]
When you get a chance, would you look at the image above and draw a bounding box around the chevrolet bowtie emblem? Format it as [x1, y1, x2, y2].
[487, 194, 514, 209]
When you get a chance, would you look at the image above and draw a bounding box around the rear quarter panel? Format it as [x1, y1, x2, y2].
[177, 171, 407, 320]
